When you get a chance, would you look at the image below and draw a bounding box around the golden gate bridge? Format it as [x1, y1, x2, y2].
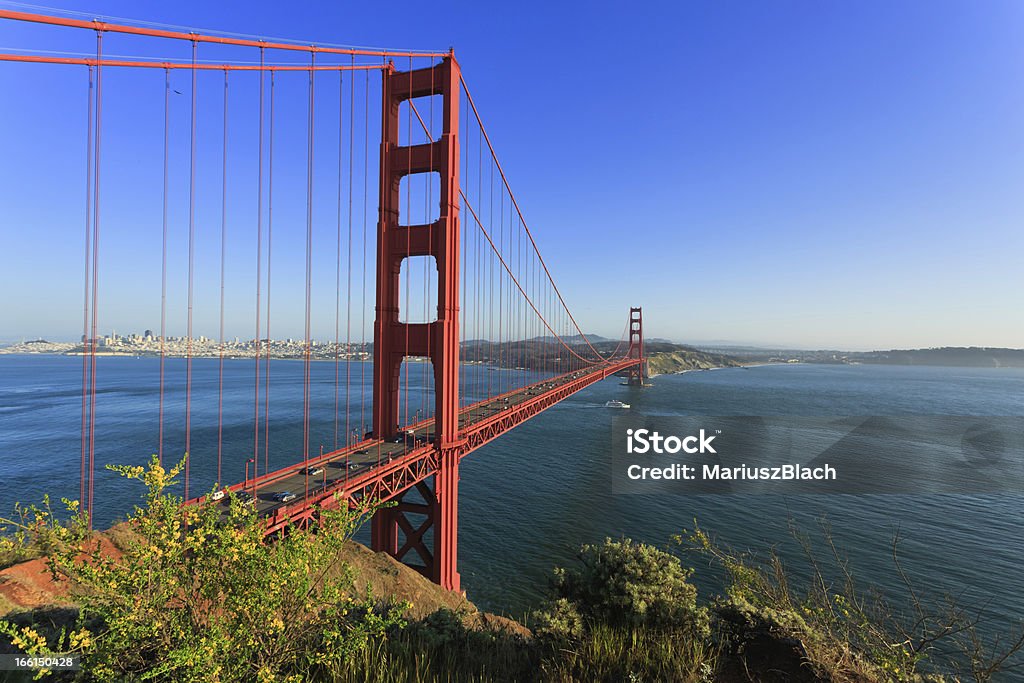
[0, 9, 645, 592]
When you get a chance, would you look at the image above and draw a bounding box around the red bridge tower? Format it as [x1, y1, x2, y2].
[627, 307, 645, 386]
[370, 56, 463, 591]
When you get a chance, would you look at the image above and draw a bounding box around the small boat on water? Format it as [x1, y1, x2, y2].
[605, 400, 630, 409]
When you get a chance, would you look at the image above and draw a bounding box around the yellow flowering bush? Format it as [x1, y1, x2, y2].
[0, 455, 406, 681]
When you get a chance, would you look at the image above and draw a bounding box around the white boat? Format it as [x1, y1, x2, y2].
[605, 400, 630, 409]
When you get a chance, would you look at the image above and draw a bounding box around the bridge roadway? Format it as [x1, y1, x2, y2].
[189, 357, 641, 533]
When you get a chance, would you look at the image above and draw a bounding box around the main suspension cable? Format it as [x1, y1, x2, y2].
[408, 98, 608, 367]
[458, 71, 607, 362]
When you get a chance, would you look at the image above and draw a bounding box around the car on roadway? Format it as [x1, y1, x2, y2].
[235, 491, 257, 507]
[304, 466, 325, 476]
[210, 489, 226, 501]
[347, 462, 360, 470]
[271, 491, 297, 503]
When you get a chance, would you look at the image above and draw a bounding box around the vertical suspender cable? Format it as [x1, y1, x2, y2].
[459, 88, 467, 413]
[423, 61, 433, 422]
[511, 195, 517, 388]
[512, 197, 517, 383]
[184, 38, 198, 502]
[531, 227, 536, 376]
[217, 68, 228, 484]
[517, 204, 523, 385]
[508, 194, 513, 386]
[526, 228, 531, 376]
[476, 124, 482, 399]
[541, 249, 545, 377]
[475, 120, 481, 400]
[252, 47, 265, 486]
[303, 51, 315, 499]
[524, 217, 529, 373]
[360, 67, 369, 439]
[538, 247, 542, 376]
[87, 31, 103, 528]
[334, 69, 343, 451]
[346, 53, 355, 444]
[460, 89, 468, 413]
[376, 57, 387, 467]
[263, 69, 275, 474]
[158, 67, 169, 467]
[545, 251, 550, 374]
[521, 210, 525, 380]
[80, 63, 94, 510]
[487, 150, 493, 401]
[360, 68, 368, 438]
[512, 197, 517, 386]
[554, 301, 559, 373]
[497, 179, 503, 397]
[404, 55, 412, 431]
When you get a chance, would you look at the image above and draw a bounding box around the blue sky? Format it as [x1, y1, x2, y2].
[0, 0, 1021, 350]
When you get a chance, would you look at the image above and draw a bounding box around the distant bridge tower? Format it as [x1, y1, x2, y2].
[626, 307, 645, 386]
[370, 55, 463, 592]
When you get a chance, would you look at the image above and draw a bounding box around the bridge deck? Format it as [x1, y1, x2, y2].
[189, 358, 641, 533]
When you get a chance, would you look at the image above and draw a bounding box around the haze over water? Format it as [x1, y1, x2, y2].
[1, 355, 1021, 639]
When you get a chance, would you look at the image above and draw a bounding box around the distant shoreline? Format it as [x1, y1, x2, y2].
[0, 351, 533, 370]
[4, 342, 1024, 370]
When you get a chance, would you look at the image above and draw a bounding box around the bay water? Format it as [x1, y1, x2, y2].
[1, 355, 1021, 639]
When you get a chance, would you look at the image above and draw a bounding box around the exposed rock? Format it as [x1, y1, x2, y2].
[644, 348, 745, 377]
[0, 529, 125, 614]
[338, 540, 474, 620]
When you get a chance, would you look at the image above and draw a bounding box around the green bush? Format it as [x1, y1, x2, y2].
[531, 597, 583, 643]
[678, 521, 1024, 683]
[535, 537, 709, 641]
[0, 455, 406, 682]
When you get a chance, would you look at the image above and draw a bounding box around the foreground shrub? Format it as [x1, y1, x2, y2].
[536, 537, 709, 640]
[0, 496, 90, 571]
[0, 455, 405, 682]
[679, 521, 1024, 683]
[532, 537, 715, 682]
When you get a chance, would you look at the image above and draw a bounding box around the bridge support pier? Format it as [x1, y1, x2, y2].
[369, 455, 460, 591]
[370, 55, 462, 592]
